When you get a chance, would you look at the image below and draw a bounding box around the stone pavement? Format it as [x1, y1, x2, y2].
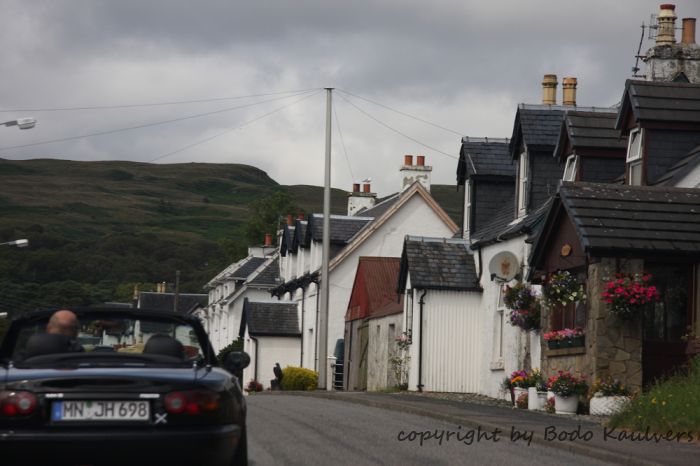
[281, 391, 699, 466]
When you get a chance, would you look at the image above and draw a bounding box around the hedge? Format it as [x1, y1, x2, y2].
[280, 366, 319, 391]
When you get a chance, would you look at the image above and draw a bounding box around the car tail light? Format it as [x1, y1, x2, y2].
[164, 390, 219, 415]
[0, 391, 37, 417]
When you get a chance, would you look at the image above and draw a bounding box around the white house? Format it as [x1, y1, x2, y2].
[239, 298, 301, 389]
[272, 156, 459, 383]
[398, 236, 482, 393]
[201, 241, 278, 353]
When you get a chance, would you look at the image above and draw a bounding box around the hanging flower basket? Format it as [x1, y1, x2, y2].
[601, 273, 659, 320]
[503, 282, 541, 331]
[542, 270, 586, 307]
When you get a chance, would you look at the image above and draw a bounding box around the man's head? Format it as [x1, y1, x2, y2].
[47, 310, 79, 338]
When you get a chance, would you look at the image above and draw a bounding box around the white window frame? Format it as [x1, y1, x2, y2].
[562, 154, 579, 182]
[463, 180, 472, 239]
[517, 150, 529, 218]
[490, 283, 506, 370]
[626, 128, 644, 163]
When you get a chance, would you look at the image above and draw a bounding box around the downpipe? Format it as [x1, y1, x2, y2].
[417, 289, 427, 393]
[251, 336, 259, 382]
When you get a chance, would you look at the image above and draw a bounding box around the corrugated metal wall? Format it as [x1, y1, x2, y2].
[422, 291, 482, 393]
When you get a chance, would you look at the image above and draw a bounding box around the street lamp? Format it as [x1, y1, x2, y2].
[0, 239, 29, 248]
[3, 118, 36, 130]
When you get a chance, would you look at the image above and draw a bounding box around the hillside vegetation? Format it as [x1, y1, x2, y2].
[0, 158, 460, 316]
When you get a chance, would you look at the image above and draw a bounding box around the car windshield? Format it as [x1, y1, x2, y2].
[8, 313, 205, 367]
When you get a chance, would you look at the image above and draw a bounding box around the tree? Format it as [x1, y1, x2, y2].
[243, 191, 298, 245]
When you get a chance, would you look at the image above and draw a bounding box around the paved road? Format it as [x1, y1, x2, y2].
[246, 394, 613, 466]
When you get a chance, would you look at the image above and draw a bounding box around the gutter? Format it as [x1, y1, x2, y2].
[417, 289, 427, 393]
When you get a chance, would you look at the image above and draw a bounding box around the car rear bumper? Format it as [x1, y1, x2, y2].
[0, 424, 241, 466]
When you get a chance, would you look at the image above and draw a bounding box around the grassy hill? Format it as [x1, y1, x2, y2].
[0, 158, 461, 314]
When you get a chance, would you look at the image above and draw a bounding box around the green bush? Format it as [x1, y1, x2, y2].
[216, 339, 244, 365]
[609, 356, 700, 434]
[280, 366, 318, 391]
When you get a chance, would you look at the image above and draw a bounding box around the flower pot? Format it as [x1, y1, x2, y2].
[590, 396, 630, 416]
[570, 336, 585, 348]
[547, 340, 560, 350]
[527, 387, 547, 410]
[513, 387, 527, 401]
[554, 394, 579, 414]
[537, 391, 548, 410]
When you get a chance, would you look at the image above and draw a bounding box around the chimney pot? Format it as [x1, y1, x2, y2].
[562, 77, 577, 106]
[656, 4, 678, 45]
[542, 74, 558, 105]
[352, 183, 360, 192]
[404, 154, 413, 166]
[286, 214, 293, 226]
[416, 155, 425, 166]
[363, 183, 371, 193]
[682, 18, 696, 44]
[264, 233, 273, 246]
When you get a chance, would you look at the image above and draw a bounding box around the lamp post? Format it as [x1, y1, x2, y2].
[2, 118, 36, 130]
[0, 239, 29, 248]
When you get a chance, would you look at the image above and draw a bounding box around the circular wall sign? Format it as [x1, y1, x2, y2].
[561, 244, 572, 257]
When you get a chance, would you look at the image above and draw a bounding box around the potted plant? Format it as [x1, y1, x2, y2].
[601, 273, 659, 320]
[547, 371, 588, 414]
[503, 282, 541, 331]
[589, 377, 631, 416]
[526, 369, 548, 411]
[542, 270, 586, 308]
[509, 370, 530, 401]
[544, 328, 585, 349]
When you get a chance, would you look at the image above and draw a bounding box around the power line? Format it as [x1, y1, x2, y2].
[337, 89, 464, 137]
[336, 93, 458, 161]
[333, 104, 355, 184]
[0, 90, 318, 152]
[148, 90, 322, 163]
[0, 88, 320, 113]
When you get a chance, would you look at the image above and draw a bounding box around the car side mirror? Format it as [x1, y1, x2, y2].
[224, 351, 251, 373]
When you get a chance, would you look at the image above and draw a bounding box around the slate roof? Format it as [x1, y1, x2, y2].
[615, 79, 700, 130]
[280, 225, 295, 256]
[138, 292, 207, 314]
[398, 237, 481, 292]
[346, 257, 403, 321]
[293, 220, 309, 250]
[359, 194, 400, 218]
[456, 138, 513, 185]
[239, 298, 300, 337]
[652, 144, 700, 187]
[230, 257, 266, 280]
[509, 105, 566, 157]
[554, 111, 627, 159]
[533, 182, 700, 260]
[306, 214, 373, 244]
[247, 257, 280, 288]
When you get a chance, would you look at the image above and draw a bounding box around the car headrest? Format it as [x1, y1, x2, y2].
[143, 334, 185, 359]
[24, 333, 73, 358]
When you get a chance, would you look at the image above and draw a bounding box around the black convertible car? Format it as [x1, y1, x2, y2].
[0, 307, 250, 466]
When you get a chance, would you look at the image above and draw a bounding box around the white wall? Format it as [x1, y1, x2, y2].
[405, 287, 482, 393]
[476, 235, 537, 398]
[242, 332, 301, 390]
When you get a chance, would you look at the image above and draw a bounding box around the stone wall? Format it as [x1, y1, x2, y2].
[540, 258, 644, 393]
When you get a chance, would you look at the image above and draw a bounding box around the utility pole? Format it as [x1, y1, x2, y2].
[318, 88, 332, 390]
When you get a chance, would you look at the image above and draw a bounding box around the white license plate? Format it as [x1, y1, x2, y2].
[52, 400, 150, 422]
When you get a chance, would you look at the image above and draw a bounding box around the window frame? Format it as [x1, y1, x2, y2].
[517, 150, 529, 218]
[562, 154, 579, 182]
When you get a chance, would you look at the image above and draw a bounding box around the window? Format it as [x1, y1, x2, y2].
[643, 264, 691, 342]
[626, 128, 644, 186]
[562, 154, 579, 182]
[405, 290, 413, 343]
[517, 150, 529, 217]
[491, 284, 505, 369]
[463, 180, 472, 239]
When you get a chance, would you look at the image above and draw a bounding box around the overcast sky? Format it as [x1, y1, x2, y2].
[1, 0, 698, 196]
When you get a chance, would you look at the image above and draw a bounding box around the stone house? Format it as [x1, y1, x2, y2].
[528, 182, 700, 390]
[344, 257, 403, 391]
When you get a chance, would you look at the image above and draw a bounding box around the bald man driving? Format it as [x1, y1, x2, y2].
[47, 309, 83, 351]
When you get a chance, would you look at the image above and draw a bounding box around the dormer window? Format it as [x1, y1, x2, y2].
[517, 150, 529, 217]
[463, 180, 472, 239]
[626, 128, 644, 186]
[562, 154, 579, 182]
